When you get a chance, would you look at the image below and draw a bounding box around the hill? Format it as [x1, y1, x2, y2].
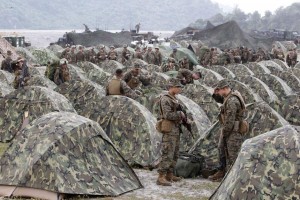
[0, 0, 221, 30]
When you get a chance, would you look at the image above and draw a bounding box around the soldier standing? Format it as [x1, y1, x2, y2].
[133, 46, 143, 60]
[144, 46, 155, 64]
[97, 45, 107, 63]
[1, 50, 13, 73]
[54, 59, 71, 85]
[161, 58, 176, 72]
[169, 48, 179, 63]
[61, 46, 70, 59]
[179, 56, 189, 69]
[106, 69, 139, 99]
[76, 46, 85, 62]
[135, 23, 141, 33]
[208, 80, 245, 182]
[108, 46, 118, 61]
[13, 58, 30, 89]
[123, 63, 151, 90]
[154, 47, 163, 66]
[157, 78, 185, 186]
[69, 46, 77, 64]
[121, 45, 131, 64]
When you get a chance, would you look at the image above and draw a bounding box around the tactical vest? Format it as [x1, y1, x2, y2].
[219, 90, 246, 126]
[127, 76, 140, 89]
[108, 79, 122, 95]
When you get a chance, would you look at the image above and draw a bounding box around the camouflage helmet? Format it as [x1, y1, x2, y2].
[167, 78, 183, 88]
[110, 45, 115, 49]
[214, 79, 230, 89]
[168, 57, 176, 63]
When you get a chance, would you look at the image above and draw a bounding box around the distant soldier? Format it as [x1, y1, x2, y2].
[45, 61, 57, 81]
[275, 46, 285, 61]
[154, 47, 163, 66]
[144, 46, 155, 64]
[1, 50, 13, 73]
[69, 46, 77, 63]
[256, 47, 266, 62]
[123, 63, 151, 90]
[106, 68, 139, 99]
[161, 58, 176, 72]
[54, 59, 71, 85]
[169, 48, 179, 63]
[61, 46, 70, 59]
[176, 69, 201, 85]
[107, 46, 118, 61]
[86, 48, 97, 63]
[13, 58, 30, 89]
[286, 48, 298, 67]
[133, 46, 143, 60]
[271, 45, 278, 58]
[142, 47, 147, 57]
[135, 23, 141, 33]
[97, 45, 107, 63]
[241, 47, 249, 64]
[76, 46, 85, 62]
[179, 56, 190, 69]
[121, 44, 131, 64]
[157, 78, 185, 186]
[209, 80, 246, 182]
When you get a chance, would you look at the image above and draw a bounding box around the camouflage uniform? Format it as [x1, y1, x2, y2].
[179, 58, 189, 69]
[1, 56, 13, 73]
[133, 49, 143, 60]
[144, 49, 155, 64]
[86, 49, 96, 63]
[69, 49, 77, 63]
[76, 50, 85, 62]
[176, 69, 194, 84]
[97, 48, 107, 63]
[13, 60, 30, 89]
[54, 63, 71, 85]
[123, 70, 150, 89]
[121, 47, 131, 64]
[106, 76, 139, 99]
[154, 48, 163, 66]
[108, 48, 118, 61]
[170, 50, 179, 63]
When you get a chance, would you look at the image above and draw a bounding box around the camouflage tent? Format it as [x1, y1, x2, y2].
[0, 83, 14, 97]
[55, 79, 105, 115]
[149, 72, 170, 88]
[131, 58, 148, 67]
[206, 65, 236, 79]
[273, 59, 289, 70]
[259, 60, 284, 74]
[34, 66, 47, 76]
[292, 68, 300, 79]
[164, 70, 178, 78]
[195, 66, 224, 87]
[295, 62, 300, 69]
[226, 64, 255, 77]
[79, 95, 162, 167]
[28, 66, 45, 76]
[47, 44, 64, 58]
[27, 76, 57, 90]
[0, 112, 142, 199]
[0, 86, 76, 142]
[181, 84, 219, 123]
[176, 48, 199, 65]
[30, 48, 59, 66]
[189, 101, 289, 173]
[100, 60, 125, 74]
[68, 64, 87, 81]
[256, 74, 293, 99]
[144, 64, 161, 73]
[0, 70, 15, 85]
[210, 125, 300, 200]
[272, 71, 300, 92]
[246, 62, 271, 76]
[271, 94, 300, 126]
[77, 61, 111, 86]
[15, 47, 38, 64]
[237, 75, 278, 104]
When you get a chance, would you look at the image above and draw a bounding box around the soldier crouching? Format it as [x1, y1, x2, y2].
[157, 78, 186, 186]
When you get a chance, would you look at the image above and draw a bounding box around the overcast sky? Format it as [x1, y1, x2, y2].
[212, 0, 299, 15]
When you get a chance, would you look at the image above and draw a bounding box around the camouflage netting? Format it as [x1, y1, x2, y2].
[77, 62, 111, 86]
[272, 71, 300, 92]
[99, 60, 125, 74]
[271, 94, 300, 126]
[206, 65, 236, 79]
[256, 74, 293, 99]
[236, 75, 278, 104]
[78, 95, 162, 167]
[0, 70, 15, 85]
[189, 101, 289, 172]
[27, 76, 57, 90]
[0, 86, 76, 142]
[195, 66, 224, 87]
[30, 48, 59, 66]
[210, 125, 300, 200]
[246, 62, 271, 75]
[55, 79, 105, 115]
[15, 47, 38, 64]
[226, 64, 255, 77]
[225, 79, 262, 104]
[0, 112, 142, 198]
[181, 84, 219, 123]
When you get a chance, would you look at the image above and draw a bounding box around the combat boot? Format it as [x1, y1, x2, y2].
[166, 172, 182, 182]
[156, 173, 172, 186]
[208, 170, 225, 182]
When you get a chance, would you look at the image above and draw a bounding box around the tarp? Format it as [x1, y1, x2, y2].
[0, 112, 142, 199]
[210, 125, 300, 200]
[0, 86, 76, 142]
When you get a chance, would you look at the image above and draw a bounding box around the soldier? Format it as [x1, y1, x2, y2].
[86, 48, 96, 63]
[13, 58, 30, 89]
[179, 56, 189, 69]
[135, 23, 141, 33]
[169, 48, 179, 63]
[54, 59, 71, 85]
[61, 46, 70, 59]
[133, 46, 143, 60]
[241, 47, 249, 64]
[45, 61, 57, 81]
[1, 50, 13, 73]
[76, 46, 85, 62]
[121, 44, 131, 64]
[123, 63, 151, 90]
[276, 46, 285, 61]
[106, 68, 139, 99]
[69, 46, 77, 64]
[144, 46, 155, 64]
[208, 80, 245, 182]
[97, 45, 107, 63]
[161, 58, 176, 72]
[107, 46, 118, 61]
[286, 48, 298, 67]
[176, 69, 201, 85]
[154, 47, 163, 66]
[157, 78, 186, 186]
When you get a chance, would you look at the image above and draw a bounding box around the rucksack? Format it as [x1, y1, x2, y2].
[174, 152, 203, 178]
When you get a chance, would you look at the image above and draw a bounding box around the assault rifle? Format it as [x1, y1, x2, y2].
[19, 60, 29, 88]
[178, 104, 194, 139]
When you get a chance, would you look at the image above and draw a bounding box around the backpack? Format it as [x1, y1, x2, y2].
[174, 152, 203, 178]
